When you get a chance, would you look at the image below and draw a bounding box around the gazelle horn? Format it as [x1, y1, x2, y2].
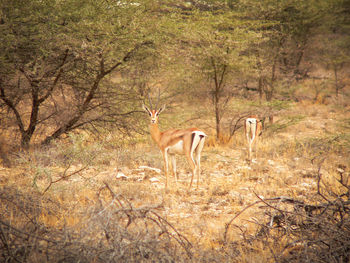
[155, 88, 160, 110]
[147, 92, 153, 110]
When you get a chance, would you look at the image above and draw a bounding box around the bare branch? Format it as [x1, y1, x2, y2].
[42, 165, 88, 194]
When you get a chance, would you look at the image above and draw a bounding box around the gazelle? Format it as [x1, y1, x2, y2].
[244, 115, 263, 161]
[142, 103, 206, 190]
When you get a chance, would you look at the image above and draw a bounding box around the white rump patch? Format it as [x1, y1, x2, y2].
[193, 131, 207, 137]
[246, 118, 257, 125]
[190, 131, 206, 164]
[246, 118, 257, 142]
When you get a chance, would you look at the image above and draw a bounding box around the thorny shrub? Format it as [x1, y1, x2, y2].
[0, 184, 192, 263]
[223, 162, 350, 263]
[1, 162, 350, 262]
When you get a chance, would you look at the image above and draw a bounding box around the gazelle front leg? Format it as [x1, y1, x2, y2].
[170, 154, 178, 184]
[162, 150, 169, 189]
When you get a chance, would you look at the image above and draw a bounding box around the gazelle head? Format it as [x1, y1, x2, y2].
[142, 104, 165, 124]
[142, 90, 165, 124]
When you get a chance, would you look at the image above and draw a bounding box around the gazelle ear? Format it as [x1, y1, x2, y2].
[158, 104, 166, 114]
[142, 104, 152, 116]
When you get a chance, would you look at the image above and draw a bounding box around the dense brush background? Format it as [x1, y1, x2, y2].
[0, 0, 350, 262]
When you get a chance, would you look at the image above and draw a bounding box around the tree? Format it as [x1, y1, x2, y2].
[234, 0, 329, 101]
[315, 0, 350, 97]
[181, 5, 261, 141]
[0, 0, 159, 149]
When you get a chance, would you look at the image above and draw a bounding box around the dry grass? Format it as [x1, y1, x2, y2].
[1, 97, 350, 262]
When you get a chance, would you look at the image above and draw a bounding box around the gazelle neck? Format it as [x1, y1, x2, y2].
[149, 123, 162, 146]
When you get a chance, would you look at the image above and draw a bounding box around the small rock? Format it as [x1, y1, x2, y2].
[116, 172, 127, 180]
[149, 177, 160, 183]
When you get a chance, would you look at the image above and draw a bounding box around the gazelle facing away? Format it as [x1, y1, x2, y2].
[244, 115, 263, 161]
[143, 104, 206, 190]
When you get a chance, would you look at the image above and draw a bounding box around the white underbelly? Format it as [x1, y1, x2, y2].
[167, 140, 184, 154]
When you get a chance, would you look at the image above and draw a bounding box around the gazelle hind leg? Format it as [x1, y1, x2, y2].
[188, 133, 201, 189]
[194, 137, 205, 188]
[255, 139, 258, 159]
[185, 152, 196, 189]
[246, 119, 257, 161]
[195, 153, 200, 188]
[249, 141, 253, 161]
[246, 134, 251, 160]
[250, 124, 257, 161]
